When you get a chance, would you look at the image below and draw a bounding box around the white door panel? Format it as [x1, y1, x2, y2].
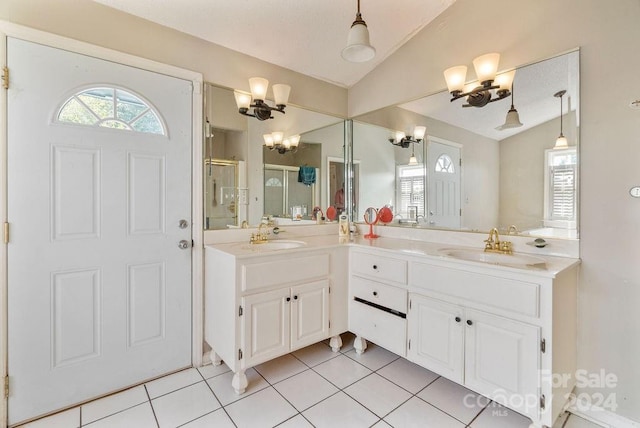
[427, 139, 461, 229]
[7, 38, 192, 424]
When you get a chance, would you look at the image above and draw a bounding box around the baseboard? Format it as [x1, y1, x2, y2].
[569, 396, 640, 428]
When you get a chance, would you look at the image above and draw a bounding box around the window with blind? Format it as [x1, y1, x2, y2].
[396, 165, 425, 218]
[544, 148, 577, 228]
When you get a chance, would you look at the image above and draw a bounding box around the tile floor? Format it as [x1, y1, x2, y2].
[20, 333, 603, 428]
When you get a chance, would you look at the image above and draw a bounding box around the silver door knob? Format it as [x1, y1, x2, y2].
[179, 219, 189, 229]
[178, 240, 190, 249]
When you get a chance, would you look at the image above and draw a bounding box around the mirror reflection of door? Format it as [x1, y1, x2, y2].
[205, 159, 239, 229]
[427, 138, 462, 229]
[264, 164, 319, 220]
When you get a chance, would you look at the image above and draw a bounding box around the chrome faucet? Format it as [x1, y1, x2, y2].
[484, 227, 513, 254]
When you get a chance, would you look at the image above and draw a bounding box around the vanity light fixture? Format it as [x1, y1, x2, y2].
[234, 77, 291, 121]
[342, 0, 376, 63]
[554, 90, 568, 149]
[263, 132, 300, 154]
[497, 83, 523, 130]
[444, 54, 515, 108]
[388, 125, 426, 149]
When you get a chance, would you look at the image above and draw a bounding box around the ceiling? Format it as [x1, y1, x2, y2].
[92, 0, 457, 88]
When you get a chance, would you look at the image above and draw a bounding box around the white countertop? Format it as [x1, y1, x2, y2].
[205, 233, 580, 278]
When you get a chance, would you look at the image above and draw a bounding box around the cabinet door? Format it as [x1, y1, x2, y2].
[242, 288, 291, 367]
[291, 280, 329, 350]
[407, 294, 464, 383]
[464, 308, 540, 419]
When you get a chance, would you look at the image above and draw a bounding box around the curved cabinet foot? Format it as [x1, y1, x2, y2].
[329, 335, 343, 352]
[354, 336, 367, 354]
[212, 352, 223, 366]
[231, 370, 248, 395]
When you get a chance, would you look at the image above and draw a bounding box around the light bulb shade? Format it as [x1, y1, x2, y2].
[289, 135, 300, 147]
[249, 77, 269, 101]
[473, 53, 500, 83]
[443, 66, 468, 93]
[342, 22, 376, 62]
[494, 69, 516, 92]
[263, 133, 274, 147]
[499, 108, 523, 129]
[271, 131, 283, 144]
[283, 139, 291, 149]
[272, 84, 291, 106]
[394, 131, 406, 143]
[408, 155, 418, 166]
[234, 91, 252, 110]
[555, 135, 568, 149]
[413, 126, 427, 141]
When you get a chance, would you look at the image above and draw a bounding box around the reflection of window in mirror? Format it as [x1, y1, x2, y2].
[396, 165, 425, 219]
[544, 148, 577, 233]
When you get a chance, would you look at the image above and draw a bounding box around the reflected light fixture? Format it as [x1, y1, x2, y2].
[389, 125, 426, 148]
[408, 144, 419, 166]
[497, 81, 523, 130]
[234, 77, 291, 121]
[342, 0, 376, 62]
[444, 53, 514, 108]
[554, 90, 568, 149]
[264, 132, 300, 154]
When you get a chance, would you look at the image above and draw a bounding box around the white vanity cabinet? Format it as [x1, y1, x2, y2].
[205, 245, 348, 394]
[349, 249, 408, 357]
[407, 260, 578, 428]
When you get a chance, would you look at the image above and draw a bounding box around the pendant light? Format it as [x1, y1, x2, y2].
[497, 83, 523, 130]
[554, 90, 568, 149]
[408, 143, 418, 166]
[342, 0, 376, 63]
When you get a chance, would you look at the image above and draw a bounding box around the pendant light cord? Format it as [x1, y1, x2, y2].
[559, 93, 564, 137]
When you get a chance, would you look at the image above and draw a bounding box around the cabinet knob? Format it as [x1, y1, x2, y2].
[373, 291, 378, 297]
[466, 319, 473, 326]
[372, 265, 378, 270]
[293, 295, 298, 300]
[455, 316, 461, 323]
[286, 297, 291, 302]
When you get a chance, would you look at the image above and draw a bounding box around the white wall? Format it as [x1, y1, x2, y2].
[350, 0, 640, 422]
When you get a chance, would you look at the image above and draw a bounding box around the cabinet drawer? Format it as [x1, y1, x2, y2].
[410, 262, 540, 318]
[350, 300, 406, 357]
[242, 254, 330, 292]
[352, 251, 407, 284]
[351, 276, 407, 314]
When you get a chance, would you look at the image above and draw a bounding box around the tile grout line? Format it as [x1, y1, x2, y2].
[143, 384, 161, 428]
[198, 366, 238, 428]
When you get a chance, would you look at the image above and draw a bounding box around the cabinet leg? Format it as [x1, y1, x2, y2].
[211, 352, 223, 366]
[231, 370, 248, 395]
[329, 335, 343, 352]
[354, 336, 367, 354]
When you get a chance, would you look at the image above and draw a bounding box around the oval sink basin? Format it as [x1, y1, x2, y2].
[439, 248, 546, 269]
[239, 240, 307, 251]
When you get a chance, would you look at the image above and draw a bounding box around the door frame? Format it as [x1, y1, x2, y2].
[0, 20, 204, 426]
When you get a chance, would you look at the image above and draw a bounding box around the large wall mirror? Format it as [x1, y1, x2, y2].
[352, 50, 579, 239]
[203, 83, 344, 230]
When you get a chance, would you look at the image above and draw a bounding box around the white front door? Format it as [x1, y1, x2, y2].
[427, 139, 461, 229]
[7, 38, 193, 424]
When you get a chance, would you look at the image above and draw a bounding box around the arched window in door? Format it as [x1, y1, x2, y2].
[434, 154, 455, 173]
[56, 86, 165, 135]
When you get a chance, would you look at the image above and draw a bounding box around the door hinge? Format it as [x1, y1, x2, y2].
[328, 320, 331, 329]
[4, 375, 9, 398]
[329, 286, 331, 294]
[1, 67, 8, 90]
[459, 158, 462, 167]
[4, 222, 9, 244]
[540, 394, 546, 410]
[408, 339, 411, 350]
[238, 349, 243, 360]
[460, 209, 462, 216]
[541, 338, 546, 353]
[238, 306, 243, 316]
[409, 299, 412, 310]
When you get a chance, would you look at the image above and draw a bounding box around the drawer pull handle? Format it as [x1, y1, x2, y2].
[466, 319, 473, 326]
[455, 316, 461, 323]
[372, 265, 378, 270]
[373, 291, 378, 297]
